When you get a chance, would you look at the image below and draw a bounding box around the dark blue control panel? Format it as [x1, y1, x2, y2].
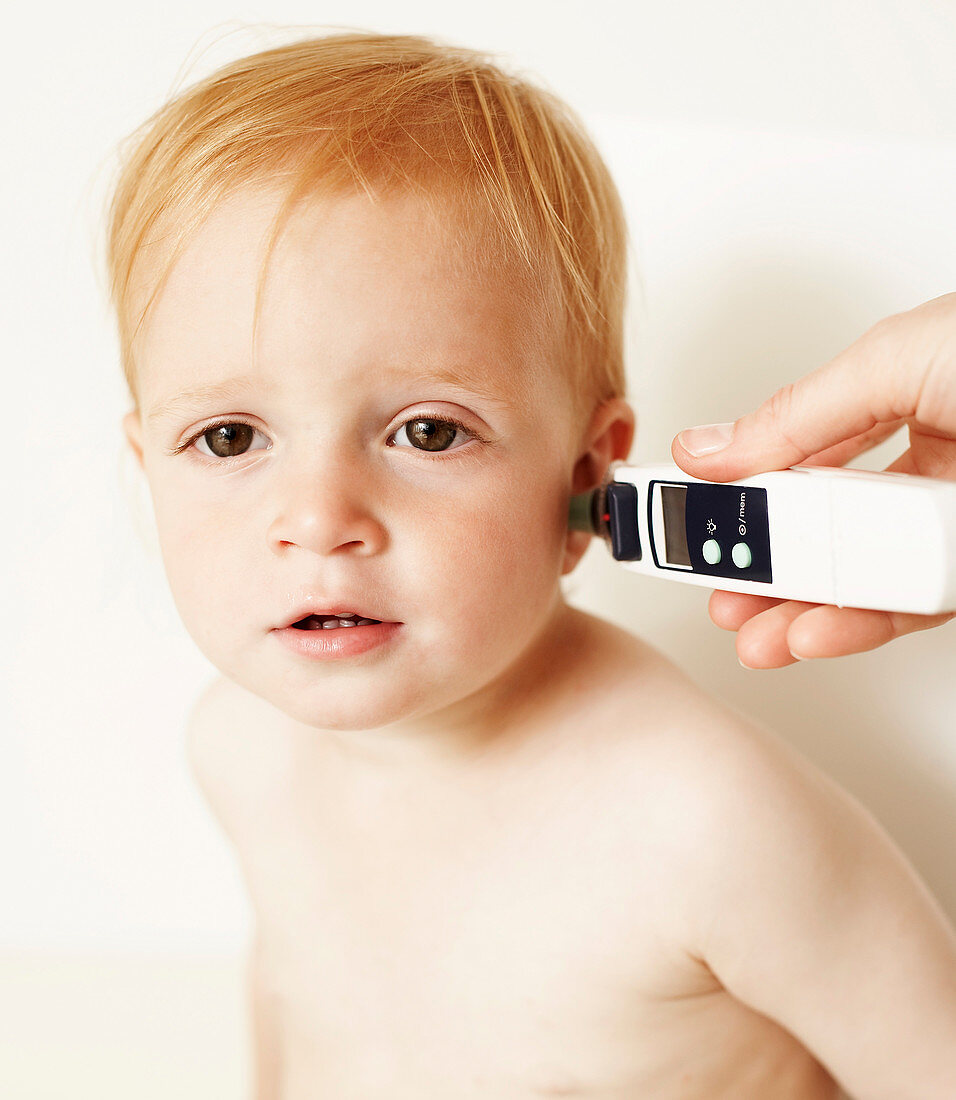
[648, 480, 772, 583]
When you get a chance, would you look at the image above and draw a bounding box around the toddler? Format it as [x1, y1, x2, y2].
[108, 31, 956, 1098]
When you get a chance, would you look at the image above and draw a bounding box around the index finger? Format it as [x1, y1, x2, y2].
[673, 312, 928, 481]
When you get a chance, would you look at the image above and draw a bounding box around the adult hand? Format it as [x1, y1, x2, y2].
[671, 292, 956, 669]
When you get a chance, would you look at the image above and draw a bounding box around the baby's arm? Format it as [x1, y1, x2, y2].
[247, 933, 282, 1100]
[674, 719, 956, 1098]
[186, 677, 286, 1100]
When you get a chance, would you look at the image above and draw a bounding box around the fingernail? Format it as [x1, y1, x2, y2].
[678, 422, 735, 457]
[738, 656, 755, 670]
[790, 651, 808, 661]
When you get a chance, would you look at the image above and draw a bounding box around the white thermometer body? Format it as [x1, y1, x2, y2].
[580, 463, 956, 614]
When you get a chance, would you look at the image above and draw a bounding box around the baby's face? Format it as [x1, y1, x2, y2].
[125, 185, 585, 737]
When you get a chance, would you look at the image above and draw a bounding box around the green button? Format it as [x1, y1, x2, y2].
[702, 539, 721, 565]
[732, 542, 752, 568]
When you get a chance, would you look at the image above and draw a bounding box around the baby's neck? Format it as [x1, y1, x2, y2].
[284, 599, 589, 780]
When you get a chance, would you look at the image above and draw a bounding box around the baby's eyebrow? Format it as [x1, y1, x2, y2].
[146, 365, 517, 424]
[394, 365, 518, 409]
[147, 378, 258, 424]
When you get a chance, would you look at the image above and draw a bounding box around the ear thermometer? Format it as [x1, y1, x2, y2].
[569, 463, 956, 614]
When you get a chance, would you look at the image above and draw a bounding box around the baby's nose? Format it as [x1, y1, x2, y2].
[267, 455, 387, 557]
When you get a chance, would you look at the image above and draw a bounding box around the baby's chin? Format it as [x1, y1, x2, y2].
[262, 682, 443, 736]
[194, 639, 444, 734]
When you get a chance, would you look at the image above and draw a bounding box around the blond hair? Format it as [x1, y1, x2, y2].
[106, 31, 628, 412]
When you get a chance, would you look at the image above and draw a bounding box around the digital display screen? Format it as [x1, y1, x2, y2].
[660, 485, 691, 566]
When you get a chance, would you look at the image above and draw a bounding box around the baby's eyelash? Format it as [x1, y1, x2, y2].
[166, 419, 261, 457]
[388, 415, 477, 450]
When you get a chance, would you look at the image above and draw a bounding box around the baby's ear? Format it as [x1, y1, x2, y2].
[570, 397, 635, 494]
[562, 398, 635, 576]
[122, 410, 145, 470]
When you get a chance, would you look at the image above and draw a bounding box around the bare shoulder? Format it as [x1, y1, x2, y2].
[564, 607, 784, 761]
[186, 674, 299, 841]
[567, 608, 857, 882]
[572, 611, 906, 937]
[574, 612, 931, 962]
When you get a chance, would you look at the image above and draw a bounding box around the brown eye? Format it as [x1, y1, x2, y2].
[196, 423, 266, 458]
[393, 418, 465, 452]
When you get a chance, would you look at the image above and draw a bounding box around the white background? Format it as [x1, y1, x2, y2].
[3, 1, 955, 1095]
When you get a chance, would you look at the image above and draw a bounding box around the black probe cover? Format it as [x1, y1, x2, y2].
[606, 483, 642, 561]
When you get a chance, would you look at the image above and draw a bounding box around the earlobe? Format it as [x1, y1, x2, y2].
[561, 529, 592, 575]
[123, 410, 145, 470]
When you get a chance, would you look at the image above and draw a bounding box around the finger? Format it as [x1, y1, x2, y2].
[796, 419, 905, 468]
[708, 589, 787, 631]
[736, 600, 822, 668]
[892, 422, 956, 480]
[786, 604, 956, 659]
[672, 317, 923, 481]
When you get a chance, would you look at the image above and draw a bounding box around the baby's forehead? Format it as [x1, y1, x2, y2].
[145, 182, 550, 290]
[135, 184, 565, 400]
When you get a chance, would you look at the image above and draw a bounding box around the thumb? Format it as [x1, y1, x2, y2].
[671, 325, 915, 481]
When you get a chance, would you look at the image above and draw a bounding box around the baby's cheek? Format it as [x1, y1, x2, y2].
[151, 499, 247, 651]
[441, 499, 563, 617]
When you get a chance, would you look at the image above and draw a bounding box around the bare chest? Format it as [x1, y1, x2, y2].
[236, 773, 833, 1099]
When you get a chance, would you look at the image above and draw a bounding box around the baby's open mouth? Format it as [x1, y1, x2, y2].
[292, 613, 383, 630]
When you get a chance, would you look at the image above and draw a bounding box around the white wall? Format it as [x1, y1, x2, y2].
[5, 0, 955, 968]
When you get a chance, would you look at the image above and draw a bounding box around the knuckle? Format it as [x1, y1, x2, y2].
[765, 382, 796, 422]
[761, 383, 806, 457]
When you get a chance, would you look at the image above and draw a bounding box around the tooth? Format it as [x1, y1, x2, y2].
[321, 620, 338, 629]
[338, 619, 357, 627]
[356, 619, 375, 626]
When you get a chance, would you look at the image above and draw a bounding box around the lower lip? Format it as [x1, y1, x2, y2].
[271, 621, 402, 660]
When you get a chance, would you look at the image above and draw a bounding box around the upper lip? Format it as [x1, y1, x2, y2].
[275, 600, 397, 630]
